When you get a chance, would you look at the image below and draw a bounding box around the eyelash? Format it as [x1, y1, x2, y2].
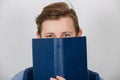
[45, 33, 72, 38]
[64, 34, 71, 37]
[46, 35, 54, 38]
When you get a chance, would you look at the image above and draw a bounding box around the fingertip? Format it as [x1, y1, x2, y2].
[50, 77, 53, 80]
[56, 75, 65, 79]
[56, 75, 60, 78]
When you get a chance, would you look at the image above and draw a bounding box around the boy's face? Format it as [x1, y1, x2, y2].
[37, 17, 77, 38]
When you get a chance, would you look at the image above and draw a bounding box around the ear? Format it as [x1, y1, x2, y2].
[77, 29, 82, 36]
[36, 32, 41, 38]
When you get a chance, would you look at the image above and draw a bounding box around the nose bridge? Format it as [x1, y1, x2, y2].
[56, 35, 61, 38]
[55, 33, 62, 38]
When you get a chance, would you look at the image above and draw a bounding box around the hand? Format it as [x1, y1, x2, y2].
[50, 76, 66, 80]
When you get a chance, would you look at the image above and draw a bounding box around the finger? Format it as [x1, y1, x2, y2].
[56, 76, 66, 80]
[50, 77, 57, 80]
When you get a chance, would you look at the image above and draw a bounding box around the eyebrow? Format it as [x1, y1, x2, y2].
[62, 31, 73, 34]
[43, 32, 54, 35]
[42, 31, 73, 35]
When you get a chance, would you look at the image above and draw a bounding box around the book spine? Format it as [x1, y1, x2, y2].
[54, 39, 64, 77]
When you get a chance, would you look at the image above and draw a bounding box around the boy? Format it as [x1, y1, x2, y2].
[12, 2, 101, 80]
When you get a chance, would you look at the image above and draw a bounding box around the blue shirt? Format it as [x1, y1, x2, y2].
[12, 70, 24, 80]
[12, 69, 103, 80]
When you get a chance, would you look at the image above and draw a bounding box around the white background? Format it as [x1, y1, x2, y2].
[0, 0, 120, 80]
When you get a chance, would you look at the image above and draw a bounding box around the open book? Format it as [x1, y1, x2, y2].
[32, 37, 88, 80]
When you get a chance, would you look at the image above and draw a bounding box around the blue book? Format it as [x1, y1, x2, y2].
[32, 37, 88, 80]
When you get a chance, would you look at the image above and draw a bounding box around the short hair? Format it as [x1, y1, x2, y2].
[36, 2, 80, 35]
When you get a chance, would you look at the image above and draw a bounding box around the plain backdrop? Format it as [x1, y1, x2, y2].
[0, 0, 120, 80]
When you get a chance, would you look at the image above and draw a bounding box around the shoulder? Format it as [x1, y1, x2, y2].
[88, 70, 103, 80]
[11, 67, 33, 80]
[12, 68, 103, 80]
[12, 70, 25, 80]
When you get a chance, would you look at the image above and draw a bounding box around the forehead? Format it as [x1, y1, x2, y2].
[41, 17, 75, 32]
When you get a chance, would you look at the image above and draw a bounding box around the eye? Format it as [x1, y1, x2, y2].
[45, 34, 54, 38]
[63, 33, 71, 37]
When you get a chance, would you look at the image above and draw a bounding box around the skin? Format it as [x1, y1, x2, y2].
[36, 17, 82, 80]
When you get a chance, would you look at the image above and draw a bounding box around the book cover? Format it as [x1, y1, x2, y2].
[32, 36, 88, 80]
